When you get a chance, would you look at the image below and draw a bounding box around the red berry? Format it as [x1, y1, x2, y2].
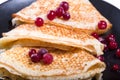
[38, 48, 48, 55]
[116, 49, 120, 58]
[97, 55, 104, 61]
[91, 32, 99, 39]
[106, 34, 116, 42]
[108, 41, 118, 50]
[60, 1, 69, 11]
[47, 10, 56, 20]
[42, 53, 53, 64]
[29, 49, 36, 57]
[30, 53, 41, 63]
[56, 7, 64, 17]
[35, 17, 44, 27]
[98, 20, 107, 29]
[62, 12, 70, 20]
[112, 64, 119, 71]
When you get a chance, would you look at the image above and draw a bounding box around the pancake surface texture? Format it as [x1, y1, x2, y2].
[0, 46, 105, 80]
[2, 24, 104, 56]
[12, 0, 112, 34]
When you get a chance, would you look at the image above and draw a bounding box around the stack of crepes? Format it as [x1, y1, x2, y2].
[0, 0, 112, 80]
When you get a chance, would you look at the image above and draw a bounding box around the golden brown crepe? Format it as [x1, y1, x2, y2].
[0, 0, 107, 80]
[12, 0, 112, 34]
[0, 46, 105, 80]
[1, 24, 104, 56]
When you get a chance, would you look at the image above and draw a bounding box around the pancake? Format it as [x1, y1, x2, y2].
[12, 0, 112, 34]
[0, 68, 95, 80]
[1, 24, 104, 56]
[0, 46, 105, 80]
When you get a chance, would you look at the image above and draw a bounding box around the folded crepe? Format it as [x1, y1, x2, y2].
[1, 24, 104, 56]
[12, 0, 112, 34]
[0, 46, 105, 80]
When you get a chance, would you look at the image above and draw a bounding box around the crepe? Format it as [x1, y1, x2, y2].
[0, 46, 105, 80]
[1, 24, 104, 56]
[12, 0, 112, 34]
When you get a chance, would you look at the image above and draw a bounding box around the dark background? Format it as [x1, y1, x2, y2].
[0, 0, 120, 80]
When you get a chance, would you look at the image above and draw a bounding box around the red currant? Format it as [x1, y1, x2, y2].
[30, 53, 41, 63]
[60, 1, 69, 11]
[29, 49, 36, 57]
[116, 49, 120, 58]
[112, 64, 119, 71]
[98, 37, 105, 43]
[91, 32, 99, 39]
[108, 41, 118, 50]
[97, 55, 104, 61]
[47, 10, 56, 20]
[106, 34, 116, 42]
[62, 12, 70, 20]
[35, 17, 44, 27]
[103, 43, 109, 52]
[56, 7, 64, 17]
[38, 48, 48, 55]
[98, 20, 107, 29]
[42, 53, 53, 64]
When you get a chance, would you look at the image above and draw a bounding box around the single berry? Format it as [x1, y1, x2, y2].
[62, 12, 70, 20]
[116, 49, 120, 58]
[97, 55, 104, 61]
[30, 53, 41, 63]
[35, 17, 44, 27]
[37, 48, 48, 56]
[42, 53, 53, 64]
[108, 41, 118, 50]
[106, 34, 116, 42]
[60, 1, 69, 11]
[91, 32, 99, 39]
[29, 49, 36, 57]
[112, 64, 119, 71]
[98, 20, 107, 29]
[47, 10, 56, 20]
[56, 7, 64, 17]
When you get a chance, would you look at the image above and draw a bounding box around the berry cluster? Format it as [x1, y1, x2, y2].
[92, 33, 119, 61]
[34, 1, 70, 27]
[91, 21, 120, 72]
[91, 33, 118, 52]
[29, 48, 53, 65]
[47, 1, 70, 20]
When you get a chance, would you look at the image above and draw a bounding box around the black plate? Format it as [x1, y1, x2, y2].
[0, 0, 120, 80]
